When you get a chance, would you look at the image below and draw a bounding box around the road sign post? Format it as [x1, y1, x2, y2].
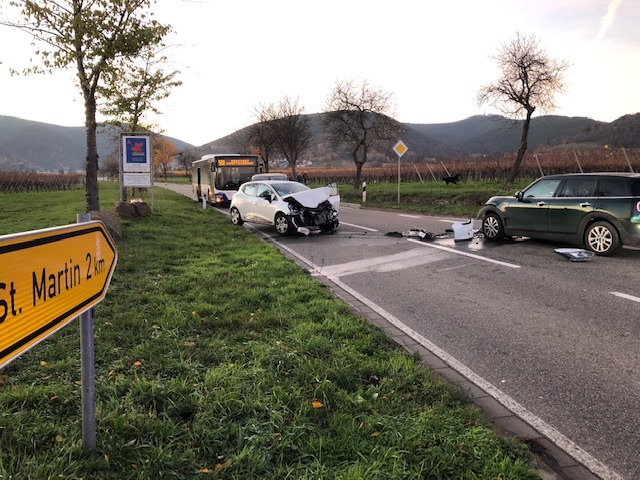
[1, 218, 117, 450]
[77, 214, 97, 450]
[393, 140, 408, 203]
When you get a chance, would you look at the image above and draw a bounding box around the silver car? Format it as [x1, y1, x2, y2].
[230, 181, 340, 235]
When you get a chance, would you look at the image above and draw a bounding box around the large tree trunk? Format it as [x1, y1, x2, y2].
[352, 144, 366, 189]
[84, 92, 100, 212]
[505, 108, 534, 189]
[354, 162, 364, 189]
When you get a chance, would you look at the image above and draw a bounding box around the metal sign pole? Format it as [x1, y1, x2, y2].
[77, 213, 96, 451]
[397, 155, 400, 203]
[118, 134, 125, 202]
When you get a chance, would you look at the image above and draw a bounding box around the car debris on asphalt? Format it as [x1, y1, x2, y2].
[384, 225, 483, 242]
[555, 248, 595, 261]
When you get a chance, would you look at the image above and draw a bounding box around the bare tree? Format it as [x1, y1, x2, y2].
[478, 32, 570, 188]
[227, 129, 255, 156]
[247, 103, 278, 172]
[249, 96, 311, 178]
[1, 0, 171, 212]
[99, 45, 181, 133]
[176, 149, 198, 181]
[324, 79, 404, 188]
[271, 97, 311, 179]
[101, 153, 120, 180]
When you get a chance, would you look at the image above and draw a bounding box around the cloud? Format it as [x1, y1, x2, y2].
[595, 0, 623, 43]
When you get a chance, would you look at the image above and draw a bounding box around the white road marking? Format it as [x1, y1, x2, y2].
[610, 291, 640, 303]
[397, 214, 422, 218]
[320, 248, 452, 277]
[437, 262, 473, 272]
[406, 238, 521, 269]
[340, 222, 378, 232]
[269, 238, 622, 480]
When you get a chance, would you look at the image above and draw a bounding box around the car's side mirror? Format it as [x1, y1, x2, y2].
[515, 191, 524, 202]
[259, 192, 271, 202]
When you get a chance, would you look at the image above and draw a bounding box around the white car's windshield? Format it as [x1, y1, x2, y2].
[272, 182, 309, 197]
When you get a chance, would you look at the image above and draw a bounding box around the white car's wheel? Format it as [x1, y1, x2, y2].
[230, 207, 244, 226]
[274, 212, 292, 235]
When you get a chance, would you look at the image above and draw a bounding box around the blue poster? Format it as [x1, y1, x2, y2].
[122, 136, 151, 172]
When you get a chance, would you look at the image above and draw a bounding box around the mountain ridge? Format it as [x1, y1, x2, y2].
[1, 112, 638, 172]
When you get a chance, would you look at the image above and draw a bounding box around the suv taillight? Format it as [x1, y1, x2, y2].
[637, 201, 640, 212]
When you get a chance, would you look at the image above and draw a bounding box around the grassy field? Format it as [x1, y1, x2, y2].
[155, 172, 533, 218]
[0, 182, 541, 479]
[337, 178, 534, 217]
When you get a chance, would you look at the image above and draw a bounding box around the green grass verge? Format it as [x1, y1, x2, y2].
[0, 182, 540, 479]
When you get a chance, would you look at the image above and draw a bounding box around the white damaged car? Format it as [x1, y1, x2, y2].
[229, 180, 340, 235]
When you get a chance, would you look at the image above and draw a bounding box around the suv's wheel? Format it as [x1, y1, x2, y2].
[482, 213, 504, 241]
[230, 207, 244, 226]
[585, 221, 620, 256]
[274, 212, 292, 235]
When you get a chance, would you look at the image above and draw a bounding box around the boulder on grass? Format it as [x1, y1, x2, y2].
[88, 210, 123, 243]
[115, 201, 151, 218]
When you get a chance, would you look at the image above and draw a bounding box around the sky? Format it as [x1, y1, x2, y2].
[1, 0, 639, 147]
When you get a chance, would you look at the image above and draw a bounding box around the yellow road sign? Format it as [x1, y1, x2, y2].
[1, 221, 117, 368]
[393, 140, 408, 157]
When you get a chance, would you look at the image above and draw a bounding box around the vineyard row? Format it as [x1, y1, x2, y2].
[296, 148, 640, 184]
[0, 172, 84, 193]
[1, 148, 638, 192]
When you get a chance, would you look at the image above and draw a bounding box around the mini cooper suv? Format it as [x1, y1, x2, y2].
[478, 172, 640, 256]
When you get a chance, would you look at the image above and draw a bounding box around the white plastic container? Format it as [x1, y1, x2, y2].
[452, 219, 474, 241]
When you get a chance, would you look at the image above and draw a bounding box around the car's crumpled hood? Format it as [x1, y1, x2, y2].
[284, 187, 340, 211]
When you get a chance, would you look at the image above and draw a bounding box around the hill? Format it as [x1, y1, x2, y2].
[1, 112, 639, 172]
[407, 115, 613, 154]
[198, 114, 461, 167]
[423, 114, 640, 154]
[194, 112, 640, 164]
[0, 116, 194, 172]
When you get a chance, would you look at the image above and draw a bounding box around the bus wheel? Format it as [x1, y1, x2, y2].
[230, 207, 244, 226]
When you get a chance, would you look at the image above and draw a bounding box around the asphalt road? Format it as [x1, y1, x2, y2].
[159, 183, 640, 479]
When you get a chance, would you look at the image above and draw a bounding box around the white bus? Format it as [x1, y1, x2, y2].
[192, 154, 264, 207]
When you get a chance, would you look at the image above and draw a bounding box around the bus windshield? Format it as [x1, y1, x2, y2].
[214, 166, 257, 190]
[192, 153, 263, 207]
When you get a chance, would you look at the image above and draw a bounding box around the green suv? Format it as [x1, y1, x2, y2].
[478, 173, 640, 256]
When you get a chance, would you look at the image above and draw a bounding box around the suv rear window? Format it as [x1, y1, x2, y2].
[597, 178, 628, 197]
[632, 180, 640, 197]
[558, 179, 596, 197]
